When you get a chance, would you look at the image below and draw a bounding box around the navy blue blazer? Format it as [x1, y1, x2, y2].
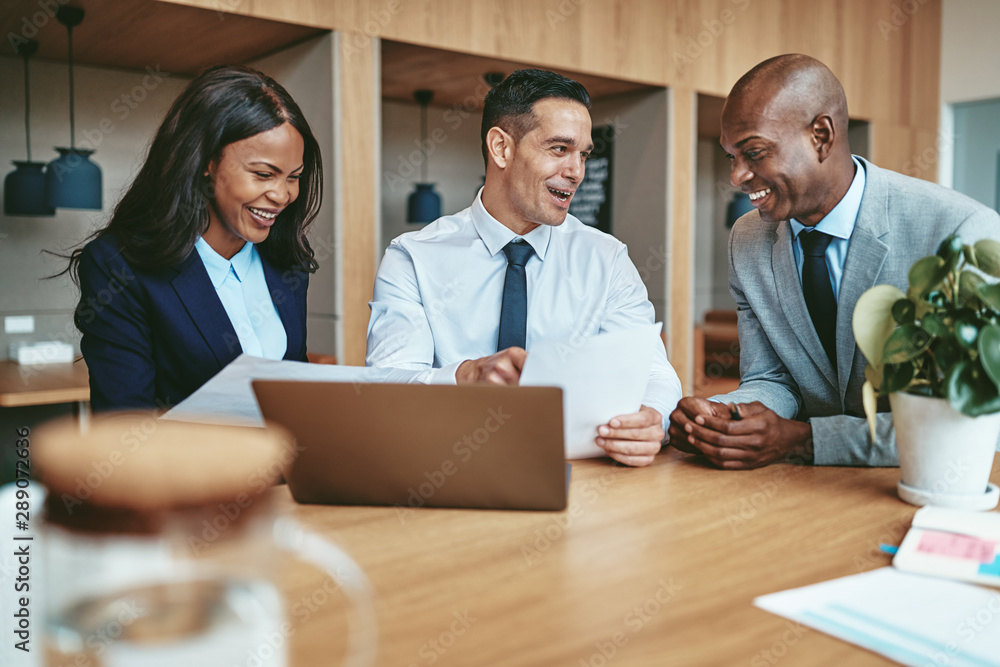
[75, 234, 309, 412]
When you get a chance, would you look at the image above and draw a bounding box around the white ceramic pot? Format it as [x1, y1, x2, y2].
[890, 391, 1000, 510]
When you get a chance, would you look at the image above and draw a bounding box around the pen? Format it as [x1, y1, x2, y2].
[728, 403, 742, 420]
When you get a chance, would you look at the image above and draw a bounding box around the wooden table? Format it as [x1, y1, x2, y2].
[0, 359, 89, 408]
[276, 451, 1000, 666]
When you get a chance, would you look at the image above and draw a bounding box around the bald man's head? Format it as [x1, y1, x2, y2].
[724, 54, 849, 138]
[720, 54, 856, 226]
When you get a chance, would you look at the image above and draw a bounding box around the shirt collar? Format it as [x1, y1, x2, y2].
[471, 187, 551, 260]
[194, 237, 253, 288]
[790, 156, 866, 241]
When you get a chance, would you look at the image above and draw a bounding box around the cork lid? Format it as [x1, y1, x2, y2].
[34, 413, 295, 514]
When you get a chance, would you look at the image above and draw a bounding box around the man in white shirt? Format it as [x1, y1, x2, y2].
[367, 69, 682, 466]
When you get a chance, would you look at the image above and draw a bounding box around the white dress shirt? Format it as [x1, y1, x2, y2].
[366, 190, 683, 428]
[195, 237, 287, 360]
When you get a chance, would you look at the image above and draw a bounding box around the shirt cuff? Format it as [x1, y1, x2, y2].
[419, 361, 463, 385]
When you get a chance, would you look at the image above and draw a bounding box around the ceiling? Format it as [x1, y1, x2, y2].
[1, 0, 323, 73]
[381, 41, 655, 109]
[2, 1, 659, 108]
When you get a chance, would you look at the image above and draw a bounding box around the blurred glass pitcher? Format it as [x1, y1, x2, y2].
[34, 414, 376, 667]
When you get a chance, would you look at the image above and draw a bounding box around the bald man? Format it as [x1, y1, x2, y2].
[668, 54, 1000, 468]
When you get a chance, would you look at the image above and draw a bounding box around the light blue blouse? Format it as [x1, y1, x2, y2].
[194, 237, 287, 359]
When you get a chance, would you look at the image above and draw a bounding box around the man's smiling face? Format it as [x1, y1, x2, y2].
[720, 91, 827, 226]
[501, 97, 593, 233]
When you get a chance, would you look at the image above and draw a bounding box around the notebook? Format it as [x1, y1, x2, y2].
[892, 506, 1000, 587]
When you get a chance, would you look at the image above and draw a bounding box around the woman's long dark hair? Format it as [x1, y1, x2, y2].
[67, 64, 322, 280]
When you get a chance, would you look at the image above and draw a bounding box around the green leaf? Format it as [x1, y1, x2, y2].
[937, 234, 963, 271]
[891, 298, 915, 325]
[882, 323, 932, 364]
[964, 244, 978, 269]
[946, 359, 1000, 417]
[930, 337, 964, 382]
[978, 324, 1000, 389]
[954, 315, 983, 349]
[853, 284, 905, 369]
[959, 271, 986, 307]
[908, 255, 949, 297]
[919, 312, 949, 338]
[978, 283, 1000, 312]
[974, 239, 1000, 278]
[882, 361, 915, 393]
[925, 290, 947, 308]
[907, 384, 936, 397]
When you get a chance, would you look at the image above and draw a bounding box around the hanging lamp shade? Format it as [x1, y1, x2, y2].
[45, 6, 102, 210]
[3, 39, 54, 216]
[725, 191, 753, 228]
[406, 89, 441, 224]
[6, 162, 54, 216]
[407, 183, 442, 223]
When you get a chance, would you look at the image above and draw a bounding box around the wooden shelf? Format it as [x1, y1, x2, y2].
[1, 0, 324, 73]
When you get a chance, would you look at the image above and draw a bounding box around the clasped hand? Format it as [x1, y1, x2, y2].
[667, 398, 812, 469]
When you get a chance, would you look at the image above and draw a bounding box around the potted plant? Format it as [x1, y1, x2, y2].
[853, 234, 1000, 510]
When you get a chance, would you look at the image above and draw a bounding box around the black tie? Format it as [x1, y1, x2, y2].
[497, 240, 535, 351]
[800, 230, 837, 368]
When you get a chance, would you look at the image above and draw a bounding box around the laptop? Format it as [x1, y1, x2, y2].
[252, 380, 567, 511]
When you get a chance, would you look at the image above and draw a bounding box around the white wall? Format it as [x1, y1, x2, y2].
[939, 0, 1000, 190]
[380, 99, 485, 254]
[941, 0, 1000, 104]
[0, 56, 191, 357]
[589, 89, 669, 321]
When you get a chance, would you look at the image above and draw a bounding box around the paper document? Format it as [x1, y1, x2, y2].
[520, 323, 661, 459]
[162, 355, 412, 426]
[755, 568, 1000, 667]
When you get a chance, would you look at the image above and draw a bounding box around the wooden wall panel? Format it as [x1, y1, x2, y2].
[668, 87, 697, 394]
[871, 123, 942, 182]
[162, 0, 941, 133]
[337, 35, 380, 365]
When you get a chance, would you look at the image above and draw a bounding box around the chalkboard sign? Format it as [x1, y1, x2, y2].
[569, 124, 614, 234]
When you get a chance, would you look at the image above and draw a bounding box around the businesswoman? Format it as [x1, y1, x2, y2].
[67, 65, 322, 412]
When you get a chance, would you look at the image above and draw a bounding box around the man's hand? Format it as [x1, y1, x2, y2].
[667, 397, 731, 455]
[675, 400, 813, 469]
[596, 405, 664, 467]
[456, 347, 527, 385]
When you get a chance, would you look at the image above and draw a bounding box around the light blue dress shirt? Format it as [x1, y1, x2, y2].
[366, 189, 683, 428]
[194, 237, 287, 360]
[789, 156, 867, 301]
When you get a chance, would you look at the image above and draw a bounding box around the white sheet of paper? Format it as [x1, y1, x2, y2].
[754, 567, 1000, 667]
[162, 355, 411, 426]
[520, 323, 661, 459]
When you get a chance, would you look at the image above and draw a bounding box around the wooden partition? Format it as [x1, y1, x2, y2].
[160, 0, 943, 382]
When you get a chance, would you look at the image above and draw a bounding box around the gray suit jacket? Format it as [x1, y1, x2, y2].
[712, 157, 1000, 466]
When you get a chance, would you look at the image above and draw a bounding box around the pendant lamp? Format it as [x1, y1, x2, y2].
[406, 89, 442, 224]
[725, 191, 753, 228]
[4, 39, 54, 216]
[45, 6, 102, 210]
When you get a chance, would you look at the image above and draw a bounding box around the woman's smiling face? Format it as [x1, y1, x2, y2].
[204, 122, 305, 259]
